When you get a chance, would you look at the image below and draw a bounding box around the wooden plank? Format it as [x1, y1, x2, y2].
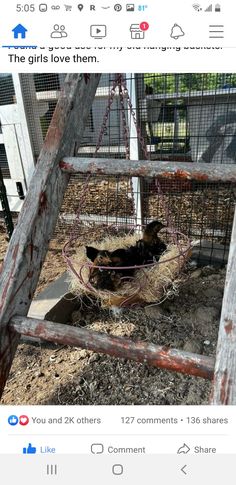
[12, 73, 36, 184]
[0, 73, 101, 399]
[211, 207, 236, 404]
[10, 315, 215, 380]
[60, 158, 236, 183]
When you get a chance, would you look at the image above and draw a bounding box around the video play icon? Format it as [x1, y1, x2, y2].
[90, 25, 107, 38]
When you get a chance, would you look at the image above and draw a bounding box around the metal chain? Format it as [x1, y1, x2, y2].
[65, 75, 122, 249]
[118, 79, 130, 160]
[94, 78, 119, 155]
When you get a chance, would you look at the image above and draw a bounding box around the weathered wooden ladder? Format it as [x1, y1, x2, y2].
[0, 73, 236, 404]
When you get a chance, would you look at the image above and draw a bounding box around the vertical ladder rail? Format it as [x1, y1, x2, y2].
[211, 206, 236, 404]
[0, 73, 101, 399]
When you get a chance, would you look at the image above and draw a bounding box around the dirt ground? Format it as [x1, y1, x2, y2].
[0, 222, 226, 405]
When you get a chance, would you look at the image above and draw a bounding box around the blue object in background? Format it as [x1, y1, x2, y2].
[23, 444, 37, 454]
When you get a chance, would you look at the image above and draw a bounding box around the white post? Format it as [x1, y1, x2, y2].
[12, 74, 37, 186]
[126, 73, 143, 229]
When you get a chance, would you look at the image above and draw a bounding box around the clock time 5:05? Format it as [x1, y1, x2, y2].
[16, 4, 36, 12]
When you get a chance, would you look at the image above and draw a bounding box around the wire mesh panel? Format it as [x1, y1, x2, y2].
[143, 178, 235, 265]
[138, 73, 236, 163]
[53, 74, 140, 244]
[0, 74, 16, 106]
[56, 173, 235, 267]
[19, 73, 66, 160]
[0, 144, 10, 178]
[57, 174, 136, 239]
[55, 74, 236, 266]
[19, 73, 236, 164]
[1, 72, 236, 265]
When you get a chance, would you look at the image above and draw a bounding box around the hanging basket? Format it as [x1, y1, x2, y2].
[68, 231, 192, 308]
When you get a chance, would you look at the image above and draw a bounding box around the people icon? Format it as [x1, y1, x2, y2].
[50, 24, 68, 38]
[60, 25, 67, 37]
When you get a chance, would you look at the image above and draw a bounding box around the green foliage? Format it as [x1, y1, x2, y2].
[144, 73, 236, 94]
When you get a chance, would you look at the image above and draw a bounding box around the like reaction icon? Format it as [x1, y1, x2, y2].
[8, 415, 19, 426]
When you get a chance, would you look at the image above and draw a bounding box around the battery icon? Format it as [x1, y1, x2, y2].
[39, 3, 48, 11]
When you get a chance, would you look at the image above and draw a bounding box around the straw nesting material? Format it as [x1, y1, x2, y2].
[69, 232, 190, 307]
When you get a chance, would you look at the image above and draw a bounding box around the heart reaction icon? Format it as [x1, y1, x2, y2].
[19, 415, 29, 426]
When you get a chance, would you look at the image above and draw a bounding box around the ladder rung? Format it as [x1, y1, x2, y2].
[10, 315, 214, 380]
[60, 158, 236, 182]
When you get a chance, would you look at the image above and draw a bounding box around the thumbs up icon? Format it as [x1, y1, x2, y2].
[8, 415, 19, 426]
[23, 443, 37, 454]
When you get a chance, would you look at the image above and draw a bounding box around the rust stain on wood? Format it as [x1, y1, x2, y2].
[224, 318, 233, 334]
[174, 169, 191, 179]
[160, 170, 187, 180]
[191, 172, 209, 181]
[59, 161, 75, 171]
[155, 347, 213, 380]
[38, 191, 47, 215]
[0, 275, 12, 310]
[12, 244, 19, 261]
[160, 169, 209, 181]
[29, 239, 39, 263]
[220, 370, 231, 404]
[0, 245, 19, 310]
[29, 241, 34, 263]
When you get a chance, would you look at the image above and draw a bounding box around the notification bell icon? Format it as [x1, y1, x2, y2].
[170, 23, 185, 39]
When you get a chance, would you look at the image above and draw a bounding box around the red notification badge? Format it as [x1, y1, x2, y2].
[140, 21, 149, 31]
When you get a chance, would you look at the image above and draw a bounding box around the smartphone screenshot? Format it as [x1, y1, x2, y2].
[0, 1, 235, 484]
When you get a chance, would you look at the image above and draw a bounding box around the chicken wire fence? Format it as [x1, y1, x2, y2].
[57, 174, 234, 266]
[0, 73, 236, 265]
[141, 73, 236, 163]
